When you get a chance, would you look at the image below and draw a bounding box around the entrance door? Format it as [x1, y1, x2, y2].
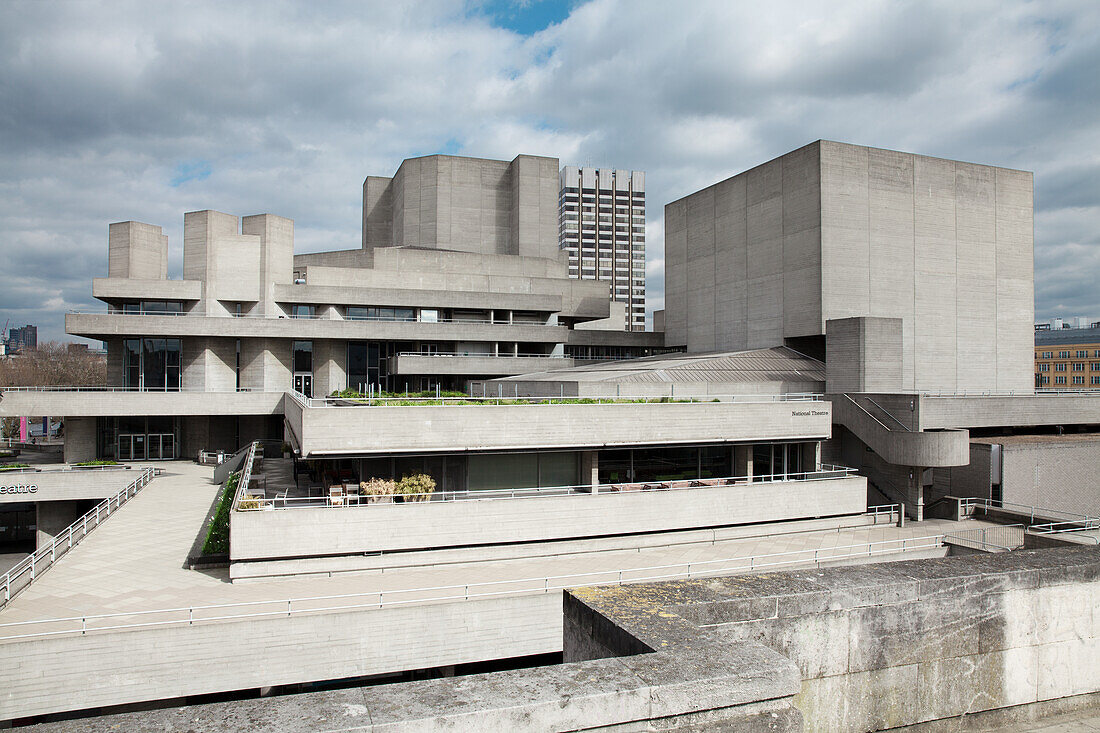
[293, 373, 313, 398]
[118, 434, 147, 461]
[146, 434, 176, 460]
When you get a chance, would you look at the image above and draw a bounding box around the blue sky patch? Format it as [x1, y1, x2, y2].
[170, 159, 213, 187]
[476, 0, 573, 35]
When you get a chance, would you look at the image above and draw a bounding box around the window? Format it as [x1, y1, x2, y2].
[1093, 363, 1100, 371]
[122, 338, 181, 391]
[1037, 363, 1049, 372]
[420, 309, 439, 323]
[1092, 376, 1100, 385]
[1073, 363, 1085, 371]
[1039, 375, 1050, 385]
[1055, 376, 1067, 385]
[1059, 351, 1070, 358]
[1077, 350, 1089, 358]
[292, 341, 313, 373]
[346, 306, 415, 321]
[1055, 363, 1067, 371]
[1073, 376, 1085, 385]
[291, 304, 314, 319]
[1042, 352, 1053, 359]
[122, 300, 183, 315]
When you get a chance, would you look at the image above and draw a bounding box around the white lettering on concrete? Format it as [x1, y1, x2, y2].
[0, 484, 38, 494]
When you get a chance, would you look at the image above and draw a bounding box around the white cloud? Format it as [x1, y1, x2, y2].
[1, 0, 1099, 340]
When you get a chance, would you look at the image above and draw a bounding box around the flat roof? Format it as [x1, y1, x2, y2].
[494, 347, 825, 386]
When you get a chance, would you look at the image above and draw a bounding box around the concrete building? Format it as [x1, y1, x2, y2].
[6, 324, 37, 354]
[559, 166, 646, 331]
[661, 140, 1033, 395]
[1034, 325, 1100, 389]
[12, 153, 664, 465]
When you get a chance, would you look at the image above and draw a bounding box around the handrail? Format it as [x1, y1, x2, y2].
[0, 533, 949, 641]
[238, 468, 860, 511]
[69, 310, 567, 328]
[857, 395, 912, 432]
[942, 524, 1026, 552]
[0, 386, 265, 393]
[230, 442, 260, 511]
[958, 497, 1100, 525]
[1, 467, 155, 610]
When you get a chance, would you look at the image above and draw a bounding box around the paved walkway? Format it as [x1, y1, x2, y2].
[0, 461, 997, 638]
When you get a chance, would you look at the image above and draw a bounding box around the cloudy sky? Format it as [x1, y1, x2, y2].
[2, 0, 1099, 343]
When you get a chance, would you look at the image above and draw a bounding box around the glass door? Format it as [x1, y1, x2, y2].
[293, 373, 313, 398]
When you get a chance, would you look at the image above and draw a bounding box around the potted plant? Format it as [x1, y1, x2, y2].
[395, 474, 436, 503]
[360, 477, 396, 504]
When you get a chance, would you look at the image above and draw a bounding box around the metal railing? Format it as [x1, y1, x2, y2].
[230, 442, 260, 511]
[942, 524, 1026, 552]
[958, 497, 1100, 526]
[236, 467, 859, 511]
[1029, 519, 1100, 544]
[70, 310, 567, 328]
[294, 389, 824, 409]
[0, 386, 260, 393]
[1, 467, 155, 610]
[0, 533, 948, 641]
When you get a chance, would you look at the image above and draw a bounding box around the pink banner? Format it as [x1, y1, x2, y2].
[19, 416, 27, 443]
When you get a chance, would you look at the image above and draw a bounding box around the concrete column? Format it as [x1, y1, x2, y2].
[580, 451, 599, 493]
[802, 442, 821, 472]
[63, 417, 96, 464]
[733, 445, 753, 482]
[36, 501, 85, 548]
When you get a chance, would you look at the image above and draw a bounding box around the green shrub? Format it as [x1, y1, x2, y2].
[201, 472, 239, 555]
[395, 473, 436, 502]
[74, 459, 119, 466]
[0, 463, 31, 471]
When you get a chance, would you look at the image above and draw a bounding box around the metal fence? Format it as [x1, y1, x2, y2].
[1, 467, 155, 610]
[0, 533, 947, 642]
[292, 389, 824, 409]
[942, 524, 1026, 552]
[237, 467, 859, 511]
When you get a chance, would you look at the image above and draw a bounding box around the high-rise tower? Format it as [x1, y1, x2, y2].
[559, 167, 646, 331]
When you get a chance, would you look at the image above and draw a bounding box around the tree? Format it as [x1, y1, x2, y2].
[0, 342, 106, 388]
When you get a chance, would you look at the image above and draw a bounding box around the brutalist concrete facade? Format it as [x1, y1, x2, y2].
[47, 153, 664, 461]
[663, 140, 1034, 394]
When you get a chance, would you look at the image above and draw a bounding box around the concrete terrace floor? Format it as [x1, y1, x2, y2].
[0, 460, 1000, 638]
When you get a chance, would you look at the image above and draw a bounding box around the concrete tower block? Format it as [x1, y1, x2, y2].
[108, 221, 168, 279]
[825, 316, 904, 393]
[362, 176, 394, 250]
[243, 214, 294, 315]
[510, 155, 559, 260]
[183, 210, 239, 282]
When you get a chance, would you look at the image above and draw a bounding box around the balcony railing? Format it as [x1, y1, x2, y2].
[289, 389, 824, 409]
[69, 310, 560, 327]
[235, 466, 858, 512]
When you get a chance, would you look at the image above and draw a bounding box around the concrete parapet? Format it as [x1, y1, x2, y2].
[229, 475, 868, 568]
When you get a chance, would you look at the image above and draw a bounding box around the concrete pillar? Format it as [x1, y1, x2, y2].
[63, 417, 96, 464]
[36, 501, 85, 548]
[802, 442, 821, 472]
[580, 451, 599, 493]
[733, 445, 753, 482]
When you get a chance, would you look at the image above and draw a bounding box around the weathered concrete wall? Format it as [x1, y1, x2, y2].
[917, 394, 1100, 430]
[289, 399, 833, 457]
[34, 500, 87, 547]
[0, 466, 142, 505]
[691, 547, 1100, 732]
[229, 475, 867, 565]
[61, 417, 96, 463]
[0, 594, 561, 722]
[0, 391, 283, 419]
[825, 317, 903, 393]
[107, 221, 168, 280]
[1000, 438, 1100, 515]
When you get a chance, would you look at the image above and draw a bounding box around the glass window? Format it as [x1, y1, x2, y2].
[394, 307, 415, 322]
[1055, 376, 1067, 384]
[420, 309, 439, 323]
[292, 341, 313, 373]
[291, 305, 314, 319]
[347, 306, 369, 320]
[1073, 376, 1085, 385]
[1077, 350, 1088, 358]
[1055, 363, 1067, 371]
[1073, 363, 1085, 371]
[123, 338, 180, 391]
